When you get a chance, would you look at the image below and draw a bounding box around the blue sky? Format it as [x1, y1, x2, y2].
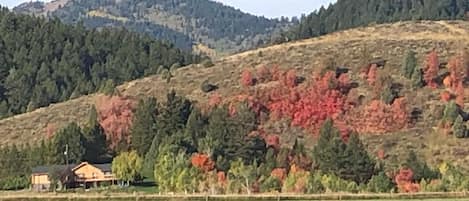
[0, 0, 336, 18]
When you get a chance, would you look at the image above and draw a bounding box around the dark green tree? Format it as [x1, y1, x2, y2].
[313, 119, 375, 184]
[412, 67, 424, 88]
[130, 97, 158, 156]
[82, 106, 108, 163]
[51, 123, 85, 164]
[342, 133, 376, 183]
[402, 50, 417, 79]
[403, 150, 440, 182]
[453, 116, 467, 138]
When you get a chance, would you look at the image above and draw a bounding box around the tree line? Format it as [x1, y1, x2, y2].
[15, 0, 292, 53]
[277, 0, 469, 43]
[0, 7, 203, 118]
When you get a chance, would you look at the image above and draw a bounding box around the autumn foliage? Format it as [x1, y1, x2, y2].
[191, 153, 215, 172]
[95, 95, 135, 150]
[241, 69, 255, 87]
[423, 50, 440, 89]
[271, 168, 287, 182]
[446, 52, 468, 90]
[440, 91, 452, 102]
[395, 168, 420, 193]
[367, 64, 378, 86]
[349, 98, 409, 133]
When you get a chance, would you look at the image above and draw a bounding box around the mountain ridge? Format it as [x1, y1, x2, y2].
[14, 0, 291, 55]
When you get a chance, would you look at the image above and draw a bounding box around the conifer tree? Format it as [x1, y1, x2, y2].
[452, 116, 467, 138]
[402, 50, 417, 79]
[130, 98, 158, 156]
[412, 67, 424, 88]
[313, 119, 375, 184]
[343, 132, 375, 183]
[51, 123, 85, 164]
[82, 106, 108, 163]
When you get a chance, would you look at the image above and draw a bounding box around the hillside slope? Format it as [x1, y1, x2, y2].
[14, 0, 290, 55]
[1, 21, 469, 168]
[281, 0, 469, 42]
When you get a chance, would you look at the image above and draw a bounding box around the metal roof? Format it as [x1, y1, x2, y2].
[32, 163, 112, 174]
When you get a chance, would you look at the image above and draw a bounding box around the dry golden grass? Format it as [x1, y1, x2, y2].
[87, 10, 129, 22]
[1, 20, 469, 169]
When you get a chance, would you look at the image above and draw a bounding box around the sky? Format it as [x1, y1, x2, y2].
[0, 0, 336, 18]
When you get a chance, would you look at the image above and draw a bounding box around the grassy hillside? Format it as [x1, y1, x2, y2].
[1, 20, 468, 170]
[279, 0, 469, 43]
[14, 0, 290, 55]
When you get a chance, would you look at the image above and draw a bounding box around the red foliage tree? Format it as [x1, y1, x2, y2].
[423, 50, 440, 89]
[349, 98, 409, 134]
[271, 168, 287, 182]
[208, 93, 222, 108]
[440, 91, 452, 102]
[241, 69, 255, 87]
[367, 64, 378, 86]
[284, 69, 298, 88]
[395, 168, 420, 193]
[45, 123, 56, 139]
[447, 52, 468, 90]
[265, 134, 280, 150]
[217, 171, 227, 186]
[95, 95, 135, 150]
[191, 153, 215, 172]
[267, 71, 349, 134]
[256, 66, 272, 83]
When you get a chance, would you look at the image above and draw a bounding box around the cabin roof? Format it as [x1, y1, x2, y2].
[32, 163, 112, 174]
[72, 162, 112, 172]
[31, 164, 76, 174]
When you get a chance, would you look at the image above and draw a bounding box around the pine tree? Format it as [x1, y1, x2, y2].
[82, 106, 108, 163]
[411, 67, 424, 88]
[157, 91, 192, 137]
[402, 50, 417, 79]
[130, 97, 158, 157]
[452, 116, 467, 138]
[343, 132, 375, 183]
[313, 119, 375, 184]
[403, 150, 439, 182]
[51, 123, 85, 164]
[312, 119, 346, 175]
[185, 108, 207, 151]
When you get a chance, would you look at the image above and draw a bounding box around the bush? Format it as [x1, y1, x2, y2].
[320, 174, 359, 193]
[202, 59, 214, 68]
[452, 116, 467, 138]
[259, 176, 281, 193]
[367, 172, 395, 193]
[306, 172, 325, 194]
[201, 80, 218, 93]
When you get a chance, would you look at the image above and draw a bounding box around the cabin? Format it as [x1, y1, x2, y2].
[72, 162, 116, 188]
[31, 164, 76, 191]
[31, 162, 116, 191]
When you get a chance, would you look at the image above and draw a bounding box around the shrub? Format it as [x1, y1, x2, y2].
[306, 172, 325, 194]
[320, 174, 359, 193]
[367, 172, 395, 193]
[241, 69, 256, 87]
[201, 80, 218, 93]
[452, 116, 467, 138]
[202, 59, 214, 68]
[259, 176, 281, 193]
